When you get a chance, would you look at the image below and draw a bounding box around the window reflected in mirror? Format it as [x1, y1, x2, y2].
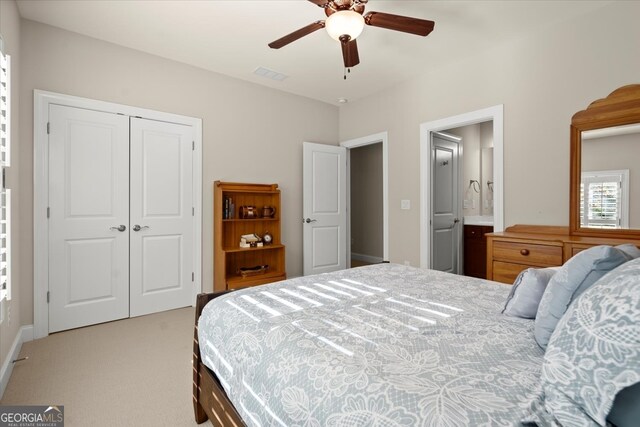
[580, 170, 628, 229]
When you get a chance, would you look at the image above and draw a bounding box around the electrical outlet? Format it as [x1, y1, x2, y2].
[464, 199, 471, 209]
[400, 200, 411, 210]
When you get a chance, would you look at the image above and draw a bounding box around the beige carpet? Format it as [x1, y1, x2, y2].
[1, 307, 201, 427]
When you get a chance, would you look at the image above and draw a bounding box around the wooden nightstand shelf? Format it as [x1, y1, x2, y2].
[213, 181, 286, 291]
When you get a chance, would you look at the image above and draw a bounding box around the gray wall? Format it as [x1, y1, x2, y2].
[447, 124, 481, 216]
[350, 143, 383, 260]
[18, 19, 338, 327]
[338, 1, 640, 267]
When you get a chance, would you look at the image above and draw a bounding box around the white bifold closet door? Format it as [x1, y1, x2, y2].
[129, 117, 193, 317]
[48, 105, 193, 333]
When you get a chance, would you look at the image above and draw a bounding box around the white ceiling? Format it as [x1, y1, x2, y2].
[16, 0, 611, 106]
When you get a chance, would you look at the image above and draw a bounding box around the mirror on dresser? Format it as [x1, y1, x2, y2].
[570, 84, 640, 239]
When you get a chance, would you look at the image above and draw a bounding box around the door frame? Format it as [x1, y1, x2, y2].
[33, 90, 203, 339]
[340, 132, 389, 266]
[419, 105, 504, 269]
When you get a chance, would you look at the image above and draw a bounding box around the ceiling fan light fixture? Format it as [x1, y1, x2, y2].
[325, 10, 365, 41]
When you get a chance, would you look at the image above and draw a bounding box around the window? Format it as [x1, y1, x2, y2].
[580, 170, 629, 229]
[0, 36, 10, 301]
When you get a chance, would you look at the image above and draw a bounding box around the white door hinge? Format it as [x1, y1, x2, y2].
[192, 141, 195, 151]
[47, 291, 50, 303]
[192, 272, 195, 282]
[47, 122, 50, 134]
[192, 207, 195, 216]
[47, 207, 50, 218]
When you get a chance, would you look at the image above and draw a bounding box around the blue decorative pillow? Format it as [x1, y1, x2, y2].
[523, 257, 640, 426]
[609, 382, 640, 427]
[534, 245, 630, 349]
[616, 243, 640, 260]
[502, 267, 559, 319]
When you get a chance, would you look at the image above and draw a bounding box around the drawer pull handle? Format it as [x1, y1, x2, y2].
[520, 249, 530, 256]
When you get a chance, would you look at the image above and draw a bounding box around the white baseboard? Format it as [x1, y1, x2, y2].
[351, 252, 384, 264]
[0, 325, 34, 399]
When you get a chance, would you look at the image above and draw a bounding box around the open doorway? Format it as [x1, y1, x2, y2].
[419, 105, 504, 272]
[341, 132, 389, 268]
[350, 143, 383, 267]
[434, 122, 495, 277]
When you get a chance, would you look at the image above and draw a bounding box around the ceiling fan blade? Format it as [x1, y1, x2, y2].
[340, 38, 360, 68]
[364, 11, 435, 36]
[308, 0, 329, 6]
[268, 21, 325, 49]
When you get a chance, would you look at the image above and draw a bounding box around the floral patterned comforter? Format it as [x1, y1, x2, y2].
[198, 263, 544, 426]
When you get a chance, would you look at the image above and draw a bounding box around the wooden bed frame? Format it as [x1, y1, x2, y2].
[193, 292, 246, 426]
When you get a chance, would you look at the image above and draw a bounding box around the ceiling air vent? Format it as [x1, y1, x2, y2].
[253, 67, 288, 82]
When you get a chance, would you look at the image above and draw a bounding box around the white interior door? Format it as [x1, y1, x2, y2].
[48, 105, 130, 333]
[303, 142, 347, 275]
[431, 132, 461, 274]
[129, 118, 194, 317]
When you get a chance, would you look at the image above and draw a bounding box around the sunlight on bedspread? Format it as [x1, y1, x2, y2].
[199, 263, 544, 427]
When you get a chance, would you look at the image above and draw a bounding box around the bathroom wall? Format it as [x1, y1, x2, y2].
[446, 122, 493, 217]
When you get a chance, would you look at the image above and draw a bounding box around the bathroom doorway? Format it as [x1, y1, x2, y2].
[419, 105, 504, 272]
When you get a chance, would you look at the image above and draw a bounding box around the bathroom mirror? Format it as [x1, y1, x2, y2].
[570, 84, 640, 238]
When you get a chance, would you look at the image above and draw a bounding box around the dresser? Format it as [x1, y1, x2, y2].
[486, 225, 640, 284]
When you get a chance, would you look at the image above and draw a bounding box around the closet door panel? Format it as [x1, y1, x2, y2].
[48, 105, 130, 332]
[129, 118, 194, 316]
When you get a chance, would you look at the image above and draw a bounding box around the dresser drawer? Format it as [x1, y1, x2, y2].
[492, 241, 562, 266]
[492, 261, 530, 284]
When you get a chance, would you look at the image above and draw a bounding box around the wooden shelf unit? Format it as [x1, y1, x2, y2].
[214, 181, 286, 291]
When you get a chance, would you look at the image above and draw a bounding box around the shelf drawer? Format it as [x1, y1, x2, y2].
[492, 241, 562, 267]
[492, 261, 530, 284]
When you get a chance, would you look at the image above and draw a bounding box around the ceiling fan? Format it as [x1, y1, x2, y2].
[268, 0, 435, 70]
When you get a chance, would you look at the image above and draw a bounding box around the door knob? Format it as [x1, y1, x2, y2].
[303, 218, 317, 224]
[110, 225, 126, 232]
[132, 225, 150, 232]
[453, 218, 460, 224]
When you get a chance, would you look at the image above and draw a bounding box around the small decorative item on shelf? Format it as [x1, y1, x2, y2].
[239, 205, 257, 219]
[238, 264, 269, 277]
[262, 231, 273, 245]
[240, 233, 261, 248]
[261, 206, 276, 218]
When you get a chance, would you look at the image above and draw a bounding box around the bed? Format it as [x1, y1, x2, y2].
[192, 264, 546, 426]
